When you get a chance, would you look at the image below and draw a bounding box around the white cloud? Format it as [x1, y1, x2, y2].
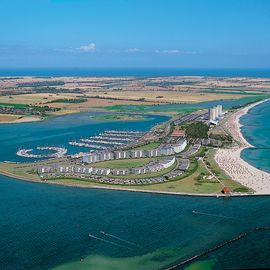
[76, 43, 96, 52]
[126, 48, 144, 53]
[155, 49, 197, 55]
[155, 49, 180, 54]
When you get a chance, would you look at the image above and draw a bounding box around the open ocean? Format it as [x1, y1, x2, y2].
[241, 100, 270, 173]
[1, 68, 270, 77]
[0, 71, 270, 269]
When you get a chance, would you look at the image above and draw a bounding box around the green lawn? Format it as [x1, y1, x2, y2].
[132, 142, 161, 150]
[48, 160, 222, 194]
[108, 160, 177, 179]
[47, 159, 223, 194]
[0, 102, 36, 108]
[95, 104, 200, 114]
[92, 158, 153, 168]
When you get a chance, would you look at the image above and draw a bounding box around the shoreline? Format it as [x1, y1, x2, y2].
[215, 99, 270, 194]
[0, 114, 42, 124]
[0, 109, 171, 125]
[0, 169, 258, 198]
[0, 164, 258, 198]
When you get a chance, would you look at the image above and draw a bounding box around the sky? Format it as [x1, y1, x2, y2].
[0, 0, 270, 69]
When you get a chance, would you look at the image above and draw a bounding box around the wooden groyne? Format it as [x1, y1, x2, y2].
[164, 226, 270, 270]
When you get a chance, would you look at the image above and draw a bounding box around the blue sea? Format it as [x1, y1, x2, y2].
[241, 100, 270, 173]
[0, 88, 270, 269]
[1, 68, 270, 77]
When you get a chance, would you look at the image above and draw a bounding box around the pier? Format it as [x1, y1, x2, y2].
[80, 139, 124, 145]
[90, 136, 133, 141]
[69, 129, 145, 150]
[69, 141, 108, 149]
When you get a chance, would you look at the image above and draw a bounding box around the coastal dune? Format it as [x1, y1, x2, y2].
[215, 100, 270, 194]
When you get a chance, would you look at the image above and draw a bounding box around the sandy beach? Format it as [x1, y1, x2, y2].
[215, 99, 270, 194]
[0, 114, 41, 124]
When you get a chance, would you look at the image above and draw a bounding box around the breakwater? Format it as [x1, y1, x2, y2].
[16, 147, 67, 159]
[165, 226, 270, 270]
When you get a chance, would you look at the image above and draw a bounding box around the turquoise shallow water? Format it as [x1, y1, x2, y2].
[241, 100, 270, 173]
[1, 98, 270, 269]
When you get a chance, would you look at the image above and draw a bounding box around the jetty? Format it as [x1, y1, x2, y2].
[164, 226, 270, 270]
[69, 141, 108, 150]
[80, 139, 124, 145]
[69, 129, 145, 150]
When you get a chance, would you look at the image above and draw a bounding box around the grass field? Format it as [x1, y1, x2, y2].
[96, 104, 201, 114]
[0, 86, 268, 124]
[88, 90, 248, 104]
[132, 142, 162, 150]
[92, 158, 153, 168]
[42, 160, 224, 194]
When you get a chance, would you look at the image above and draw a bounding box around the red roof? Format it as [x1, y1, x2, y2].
[222, 187, 231, 194]
[171, 130, 185, 137]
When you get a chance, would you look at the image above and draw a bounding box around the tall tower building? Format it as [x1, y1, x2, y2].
[209, 108, 215, 121]
[218, 105, 223, 116]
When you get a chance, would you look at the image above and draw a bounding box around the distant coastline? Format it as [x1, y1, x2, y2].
[1, 68, 270, 77]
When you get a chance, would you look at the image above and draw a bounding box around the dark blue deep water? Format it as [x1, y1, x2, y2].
[1, 176, 270, 270]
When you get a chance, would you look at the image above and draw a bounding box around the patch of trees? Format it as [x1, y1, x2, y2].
[209, 133, 232, 143]
[47, 98, 87, 104]
[0, 104, 60, 116]
[33, 87, 83, 94]
[185, 122, 209, 138]
[17, 81, 65, 87]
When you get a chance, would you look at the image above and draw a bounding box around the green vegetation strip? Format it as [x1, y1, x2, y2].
[93, 114, 145, 121]
[0, 102, 38, 108]
[46, 98, 87, 104]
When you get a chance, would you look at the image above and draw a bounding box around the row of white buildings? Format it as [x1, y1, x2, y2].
[82, 139, 187, 164]
[37, 157, 176, 176]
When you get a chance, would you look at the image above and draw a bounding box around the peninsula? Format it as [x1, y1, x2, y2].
[0, 76, 269, 196]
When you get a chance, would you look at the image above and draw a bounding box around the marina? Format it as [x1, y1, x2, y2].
[80, 139, 125, 145]
[90, 136, 133, 142]
[69, 129, 145, 150]
[69, 141, 108, 149]
[16, 147, 67, 159]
